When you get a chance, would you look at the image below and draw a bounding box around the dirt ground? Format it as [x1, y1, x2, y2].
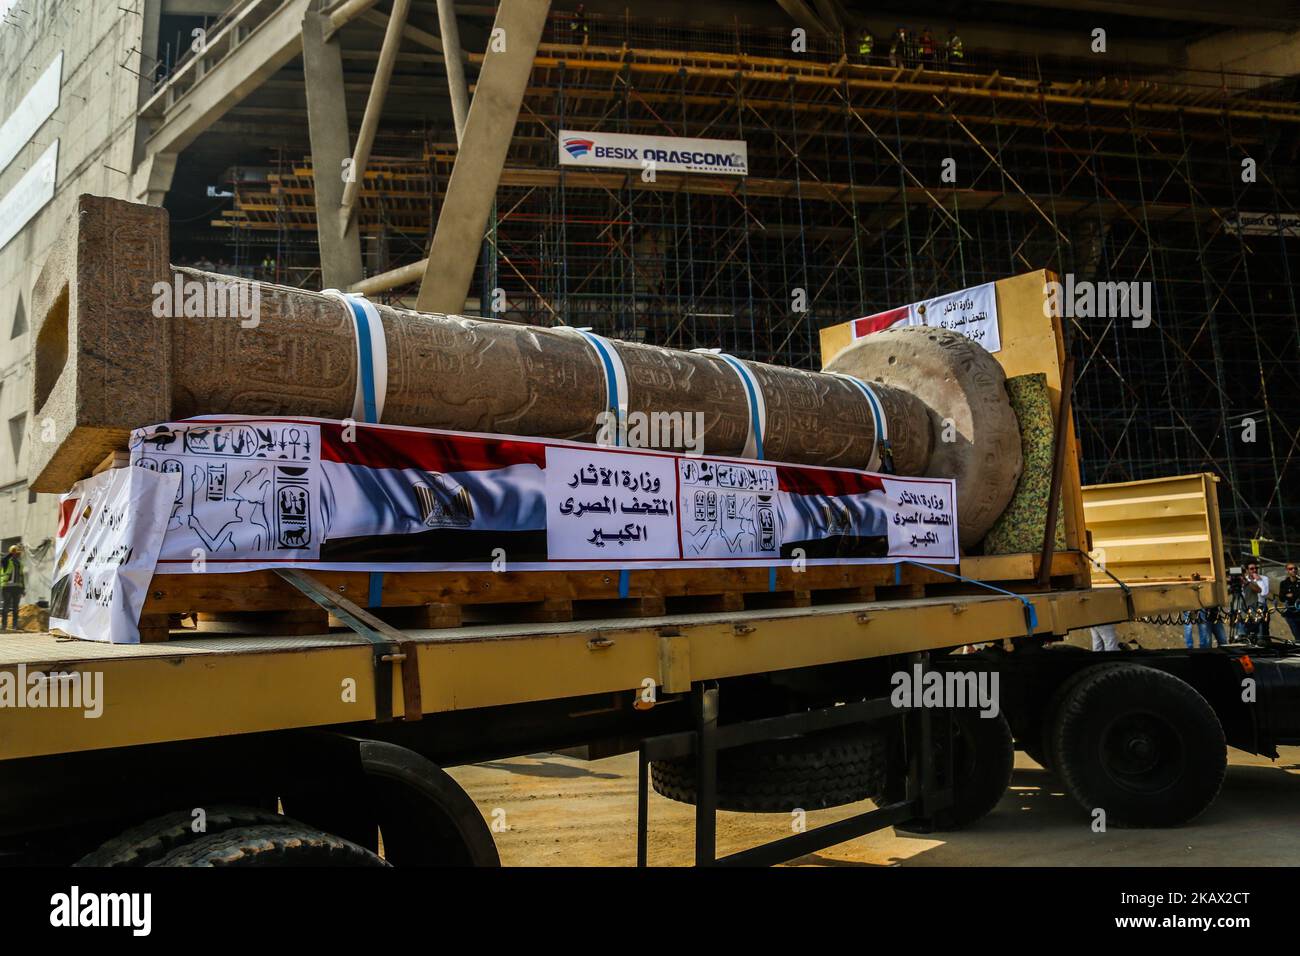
[448, 746, 1300, 866]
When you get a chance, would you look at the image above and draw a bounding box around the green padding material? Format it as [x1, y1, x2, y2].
[982, 372, 1066, 555]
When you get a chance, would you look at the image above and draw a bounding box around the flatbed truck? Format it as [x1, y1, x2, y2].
[4, 271, 1299, 867]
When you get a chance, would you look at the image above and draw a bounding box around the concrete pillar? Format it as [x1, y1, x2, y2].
[302, 10, 364, 289]
[415, 0, 552, 314]
[435, 0, 470, 144]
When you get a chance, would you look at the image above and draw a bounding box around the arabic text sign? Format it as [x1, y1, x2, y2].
[851, 281, 1000, 353]
[559, 129, 748, 176]
[883, 479, 959, 558]
[909, 282, 1000, 352]
[49, 466, 177, 644]
[545, 446, 679, 559]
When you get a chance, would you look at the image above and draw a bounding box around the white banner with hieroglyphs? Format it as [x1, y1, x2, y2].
[49, 465, 178, 644]
[128, 420, 322, 565]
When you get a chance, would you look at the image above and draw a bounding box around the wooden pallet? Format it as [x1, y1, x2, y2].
[136, 551, 1091, 642]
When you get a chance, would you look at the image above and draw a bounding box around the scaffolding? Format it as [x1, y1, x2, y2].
[210, 10, 1300, 557]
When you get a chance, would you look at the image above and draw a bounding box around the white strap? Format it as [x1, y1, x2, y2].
[692, 349, 766, 459]
[556, 326, 629, 447]
[322, 289, 388, 423]
[827, 371, 889, 472]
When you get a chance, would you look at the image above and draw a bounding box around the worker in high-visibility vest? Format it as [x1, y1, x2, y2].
[857, 29, 874, 64]
[947, 30, 964, 68]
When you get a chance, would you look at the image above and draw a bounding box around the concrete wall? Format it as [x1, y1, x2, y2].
[0, 0, 157, 600]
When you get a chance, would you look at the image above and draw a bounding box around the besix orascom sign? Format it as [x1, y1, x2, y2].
[559, 129, 748, 176]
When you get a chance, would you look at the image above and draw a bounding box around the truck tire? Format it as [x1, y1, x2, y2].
[1031, 662, 1100, 774]
[149, 824, 389, 867]
[650, 726, 887, 813]
[1051, 663, 1226, 827]
[898, 709, 1014, 832]
[74, 805, 287, 867]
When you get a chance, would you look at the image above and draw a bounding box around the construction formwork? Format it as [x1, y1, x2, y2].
[208, 10, 1300, 557]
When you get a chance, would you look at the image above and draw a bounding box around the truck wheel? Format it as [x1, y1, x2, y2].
[1051, 663, 1226, 827]
[898, 709, 1014, 832]
[1031, 663, 1100, 774]
[148, 824, 388, 867]
[650, 726, 887, 813]
[74, 806, 286, 867]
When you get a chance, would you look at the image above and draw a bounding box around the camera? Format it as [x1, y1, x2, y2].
[1228, 566, 1244, 596]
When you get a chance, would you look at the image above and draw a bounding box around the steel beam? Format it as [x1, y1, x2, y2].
[339, 0, 411, 234]
[302, 9, 364, 287]
[415, 0, 552, 314]
[436, 0, 471, 143]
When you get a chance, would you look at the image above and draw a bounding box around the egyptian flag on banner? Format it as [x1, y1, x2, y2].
[851, 305, 910, 339]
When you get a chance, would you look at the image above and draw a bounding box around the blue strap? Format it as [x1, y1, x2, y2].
[573, 328, 621, 425]
[345, 298, 380, 424]
[902, 560, 1040, 637]
[367, 572, 384, 609]
[715, 353, 765, 460]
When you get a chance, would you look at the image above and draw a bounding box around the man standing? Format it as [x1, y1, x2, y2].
[856, 28, 874, 65]
[889, 26, 907, 68]
[918, 27, 935, 67]
[569, 3, 589, 45]
[947, 29, 964, 68]
[1279, 562, 1300, 641]
[0, 545, 24, 632]
[1241, 560, 1271, 644]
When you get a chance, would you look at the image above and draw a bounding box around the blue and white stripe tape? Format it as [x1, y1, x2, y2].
[827, 371, 890, 473]
[323, 289, 388, 425]
[692, 349, 766, 460]
[558, 326, 630, 448]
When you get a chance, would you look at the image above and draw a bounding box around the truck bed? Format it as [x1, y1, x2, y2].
[0, 579, 1210, 763]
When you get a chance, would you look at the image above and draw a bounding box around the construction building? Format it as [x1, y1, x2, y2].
[1, 0, 1298, 597]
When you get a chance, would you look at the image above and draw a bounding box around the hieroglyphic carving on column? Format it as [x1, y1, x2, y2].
[171, 284, 356, 419]
[615, 342, 752, 457]
[381, 310, 606, 439]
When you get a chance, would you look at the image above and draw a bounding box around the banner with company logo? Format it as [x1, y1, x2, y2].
[127, 416, 957, 575]
[850, 281, 1000, 353]
[559, 129, 748, 176]
[49, 465, 178, 644]
[1220, 211, 1300, 238]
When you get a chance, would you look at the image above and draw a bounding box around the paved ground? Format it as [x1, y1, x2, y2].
[448, 747, 1300, 866]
